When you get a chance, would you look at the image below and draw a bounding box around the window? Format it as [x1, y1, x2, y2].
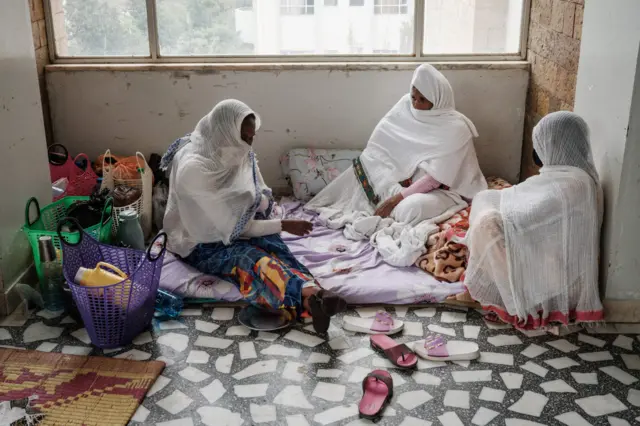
[47, 0, 528, 60]
[281, 0, 315, 15]
[374, 0, 408, 15]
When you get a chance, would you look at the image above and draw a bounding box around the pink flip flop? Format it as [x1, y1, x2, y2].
[343, 311, 404, 335]
[413, 333, 480, 361]
[370, 334, 418, 369]
[359, 370, 393, 420]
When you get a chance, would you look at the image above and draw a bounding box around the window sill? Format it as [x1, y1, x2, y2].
[46, 61, 529, 73]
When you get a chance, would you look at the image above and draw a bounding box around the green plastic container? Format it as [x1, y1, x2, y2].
[23, 196, 113, 283]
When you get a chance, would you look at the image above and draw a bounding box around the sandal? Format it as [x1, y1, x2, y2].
[308, 289, 348, 334]
[413, 333, 480, 361]
[343, 311, 404, 335]
[359, 370, 393, 420]
[370, 334, 418, 369]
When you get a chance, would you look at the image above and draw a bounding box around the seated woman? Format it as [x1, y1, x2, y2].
[306, 64, 487, 233]
[459, 111, 604, 329]
[161, 99, 346, 333]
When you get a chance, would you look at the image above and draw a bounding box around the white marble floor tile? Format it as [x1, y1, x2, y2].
[389, 372, 406, 387]
[261, 344, 301, 358]
[313, 404, 358, 426]
[437, 412, 464, 426]
[554, 411, 591, 426]
[337, 348, 374, 364]
[211, 307, 235, 321]
[156, 390, 193, 415]
[157, 333, 189, 352]
[35, 342, 57, 352]
[157, 319, 188, 331]
[284, 330, 324, 347]
[478, 387, 506, 403]
[444, 390, 470, 409]
[479, 352, 513, 366]
[613, 335, 634, 351]
[463, 325, 481, 339]
[413, 308, 436, 318]
[23, 322, 64, 343]
[131, 404, 150, 423]
[417, 359, 447, 370]
[59, 316, 75, 325]
[328, 336, 351, 350]
[286, 414, 311, 426]
[608, 417, 631, 426]
[504, 420, 545, 426]
[226, 325, 251, 337]
[452, 360, 470, 368]
[518, 328, 547, 337]
[403, 321, 424, 336]
[308, 352, 331, 364]
[179, 308, 202, 316]
[571, 372, 598, 385]
[233, 359, 278, 380]
[199, 379, 226, 404]
[103, 347, 124, 355]
[621, 354, 640, 370]
[282, 361, 305, 382]
[547, 339, 579, 353]
[600, 366, 638, 385]
[256, 331, 279, 342]
[412, 371, 441, 386]
[487, 334, 522, 346]
[178, 366, 210, 383]
[235, 383, 269, 398]
[197, 407, 242, 426]
[500, 372, 523, 389]
[157, 418, 195, 426]
[250, 404, 277, 424]
[578, 333, 606, 348]
[441, 311, 467, 323]
[394, 307, 409, 317]
[36, 309, 63, 320]
[521, 361, 549, 378]
[452, 370, 492, 383]
[194, 320, 220, 334]
[356, 307, 381, 318]
[61, 345, 92, 356]
[132, 331, 153, 345]
[185, 350, 209, 364]
[471, 407, 499, 426]
[239, 341, 257, 360]
[156, 356, 175, 366]
[397, 390, 433, 410]
[483, 318, 511, 330]
[508, 391, 548, 417]
[317, 369, 343, 378]
[194, 335, 233, 350]
[215, 353, 234, 374]
[521, 344, 548, 359]
[398, 416, 432, 426]
[544, 356, 580, 369]
[348, 366, 371, 383]
[575, 394, 627, 417]
[0, 329, 10, 340]
[312, 382, 346, 402]
[274, 385, 314, 409]
[114, 349, 151, 361]
[628, 388, 640, 407]
[427, 324, 455, 337]
[147, 375, 171, 397]
[540, 379, 577, 393]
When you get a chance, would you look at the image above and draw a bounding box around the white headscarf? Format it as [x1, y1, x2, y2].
[163, 100, 269, 256]
[466, 111, 603, 327]
[359, 64, 487, 199]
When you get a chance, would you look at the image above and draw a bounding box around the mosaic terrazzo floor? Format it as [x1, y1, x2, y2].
[1, 305, 640, 426]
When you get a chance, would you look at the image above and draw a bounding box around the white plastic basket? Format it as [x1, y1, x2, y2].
[101, 150, 153, 238]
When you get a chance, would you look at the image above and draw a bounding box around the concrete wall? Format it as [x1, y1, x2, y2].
[46, 64, 528, 191]
[0, 0, 52, 313]
[521, 0, 583, 179]
[574, 0, 640, 301]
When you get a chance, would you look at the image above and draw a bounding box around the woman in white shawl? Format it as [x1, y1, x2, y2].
[460, 111, 604, 329]
[306, 64, 487, 258]
[161, 100, 346, 333]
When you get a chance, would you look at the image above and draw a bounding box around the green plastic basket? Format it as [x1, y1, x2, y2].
[23, 196, 113, 282]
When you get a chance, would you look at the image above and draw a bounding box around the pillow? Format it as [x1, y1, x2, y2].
[280, 148, 362, 200]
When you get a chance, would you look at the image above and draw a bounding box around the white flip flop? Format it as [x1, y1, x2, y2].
[413, 333, 480, 361]
[342, 311, 404, 335]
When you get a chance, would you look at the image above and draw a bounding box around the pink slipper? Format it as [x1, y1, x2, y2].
[413, 333, 480, 361]
[359, 370, 393, 420]
[370, 334, 418, 369]
[343, 311, 404, 335]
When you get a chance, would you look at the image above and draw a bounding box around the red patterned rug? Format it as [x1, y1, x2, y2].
[0, 348, 164, 426]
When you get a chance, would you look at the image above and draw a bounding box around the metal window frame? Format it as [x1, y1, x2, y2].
[46, 0, 531, 64]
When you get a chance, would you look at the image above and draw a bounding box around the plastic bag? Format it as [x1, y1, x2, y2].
[153, 182, 169, 231]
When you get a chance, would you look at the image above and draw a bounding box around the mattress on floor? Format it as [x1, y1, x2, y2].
[159, 201, 464, 303]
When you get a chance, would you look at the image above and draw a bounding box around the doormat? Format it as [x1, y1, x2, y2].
[0, 348, 164, 426]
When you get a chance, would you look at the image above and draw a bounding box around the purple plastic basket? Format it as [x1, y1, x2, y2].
[58, 217, 167, 348]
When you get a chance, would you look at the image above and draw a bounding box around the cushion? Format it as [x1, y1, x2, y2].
[280, 148, 361, 200]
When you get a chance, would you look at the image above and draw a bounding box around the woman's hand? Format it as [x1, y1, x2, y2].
[282, 220, 313, 236]
[374, 193, 404, 218]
